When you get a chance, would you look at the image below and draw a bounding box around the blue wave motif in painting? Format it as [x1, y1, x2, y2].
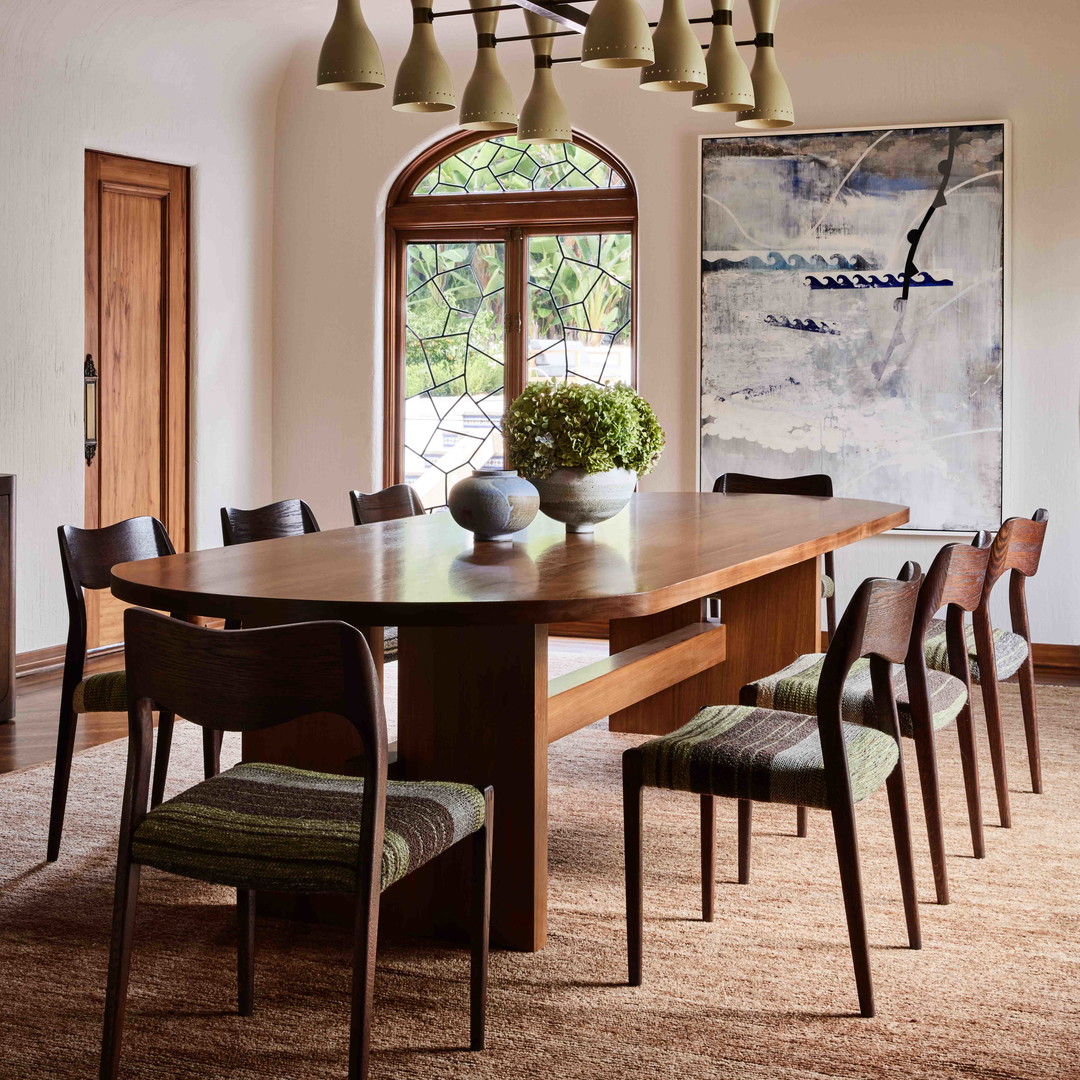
[804, 271, 953, 290]
[702, 252, 873, 272]
[763, 315, 840, 335]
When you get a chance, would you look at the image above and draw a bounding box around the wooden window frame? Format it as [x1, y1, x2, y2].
[383, 130, 638, 486]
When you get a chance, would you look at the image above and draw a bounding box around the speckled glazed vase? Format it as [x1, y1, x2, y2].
[531, 467, 637, 532]
[448, 469, 540, 542]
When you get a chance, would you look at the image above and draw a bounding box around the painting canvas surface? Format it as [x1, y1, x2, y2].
[699, 124, 1004, 531]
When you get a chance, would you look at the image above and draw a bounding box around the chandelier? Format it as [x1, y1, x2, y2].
[316, 0, 794, 142]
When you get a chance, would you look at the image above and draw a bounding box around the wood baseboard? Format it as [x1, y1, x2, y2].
[16, 641, 123, 680]
[19, 630, 1080, 683]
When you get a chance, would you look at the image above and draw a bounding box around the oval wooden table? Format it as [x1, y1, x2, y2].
[112, 491, 908, 951]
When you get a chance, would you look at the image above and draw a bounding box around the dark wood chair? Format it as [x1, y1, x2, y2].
[350, 483, 425, 525]
[49, 517, 218, 861]
[740, 533, 993, 905]
[220, 498, 321, 546]
[100, 608, 493, 1080]
[712, 472, 838, 637]
[925, 509, 1049, 828]
[623, 564, 923, 1018]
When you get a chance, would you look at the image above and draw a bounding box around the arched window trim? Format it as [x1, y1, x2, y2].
[383, 129, 638, 487]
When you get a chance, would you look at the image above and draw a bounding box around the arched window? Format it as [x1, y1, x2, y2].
[384, 131, 637, 508]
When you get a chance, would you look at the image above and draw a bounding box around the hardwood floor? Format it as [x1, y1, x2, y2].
[2, 639, 1074, 776]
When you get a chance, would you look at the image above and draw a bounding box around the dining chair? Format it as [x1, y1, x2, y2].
[350, 483, 426, 525]
[100, 608, 493, 1080]
[220, 498, 321, 546]
[49, 517, 218, 861]
[623, 564, 923, 1019]
[924, 509, 1049, 829]
[712, 472, 838, 639]
[740, 533, 993, 904]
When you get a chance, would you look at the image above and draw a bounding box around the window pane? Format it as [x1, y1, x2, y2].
[411, 136, 627, 197]
[403, 242, 506, 509]
[527, 233, 633, 388]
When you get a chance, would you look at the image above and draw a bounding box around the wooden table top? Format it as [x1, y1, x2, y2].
[111, 492, 909, 626]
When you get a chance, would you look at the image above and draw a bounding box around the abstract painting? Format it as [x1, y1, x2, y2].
[699, 123, 1005, 531]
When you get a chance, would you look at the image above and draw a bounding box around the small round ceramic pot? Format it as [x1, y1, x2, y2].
[531, 467, 637, 533]
[448, 469, 540, 542]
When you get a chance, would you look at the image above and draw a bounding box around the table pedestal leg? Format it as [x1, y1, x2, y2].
[397, 623, 549, 952]
[609, 558, 821, 736]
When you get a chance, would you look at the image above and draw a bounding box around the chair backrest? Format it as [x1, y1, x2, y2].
[905, 532, 992, 685]
[220, 499, 320, 546]
[121, 607, 388, 890]
[350, 484, 425, 525]
[814, 561, 920, 718]
[712, 472, 833, 498]
[984, 508, 1048, 595]
[57, 517, 175, 683]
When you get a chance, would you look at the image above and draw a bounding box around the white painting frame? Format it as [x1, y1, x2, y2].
[697, 120, 1010, 534]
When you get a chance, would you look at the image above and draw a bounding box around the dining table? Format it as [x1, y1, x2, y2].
[111, 490, 909, 951]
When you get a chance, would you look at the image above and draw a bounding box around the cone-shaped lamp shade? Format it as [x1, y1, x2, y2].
[736, 0, 794, 127]
[692, 0, 753, 111]
[393, 0, 455, 112]
[517, 11, 572, 144]
[582, 0, 654, 70]
[460, 0, 516, 130]
[317, 0, 384, 91]
[640, 0, 707, 92]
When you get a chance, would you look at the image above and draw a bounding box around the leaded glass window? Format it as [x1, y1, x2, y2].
[411, 136, 627, 197]
[389, 133, 636, 506]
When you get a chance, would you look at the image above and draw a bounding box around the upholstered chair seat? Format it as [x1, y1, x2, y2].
[638, 703, 899, 811]
[745, 653, 968, 739]
[133, 762, 487, 894]
[71, 669, 129, 714]
[922, 618, 1029, 682]
[383, 627, 399, 664]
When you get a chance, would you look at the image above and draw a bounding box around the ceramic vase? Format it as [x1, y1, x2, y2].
[531, 467, 637, 532]
[448, 469, 539, 542]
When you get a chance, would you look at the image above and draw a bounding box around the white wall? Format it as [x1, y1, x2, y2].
[272, 0, 1080, 645]
[0, 0, 305, 652]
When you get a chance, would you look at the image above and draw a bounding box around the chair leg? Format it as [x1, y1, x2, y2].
[909, 717, 949, 905]
[737, 799, 753, 885]
[700, 795, 715, 922]
[1017, 654, 1042, 794]
[978, 675, 1011, 828]
[470, 788, 493, 1051]
[202, 727, 224, 780]
[954, 701, 985, 858]
[47, 702, 79, 862]
[828, 800, 874, 1018]
[885, 758, 922, 950]
[348, 877, 382, 1078]
[237, 889, 255, 1017]
[796, 806, 808, 838]
[100, 859, 142, 1080]
[150, 711, 175, 809]
[622, 750, 643, 987]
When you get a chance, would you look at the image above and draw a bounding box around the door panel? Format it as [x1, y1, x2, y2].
[85, 153, 188, 648]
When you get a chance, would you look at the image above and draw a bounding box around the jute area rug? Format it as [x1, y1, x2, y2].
[0, 647, 1077, 1080]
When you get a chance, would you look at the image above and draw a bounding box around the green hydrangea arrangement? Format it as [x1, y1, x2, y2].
[504, 380, 665, 480]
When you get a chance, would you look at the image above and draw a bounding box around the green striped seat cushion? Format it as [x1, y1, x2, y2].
[639, 703, 898, 810]
[72, 669, 127, 713]
[132, 762, 486, 894]
[923, 619, 1028, 682]
[384, 626, 398, 664]
[746, 653, 968, 738]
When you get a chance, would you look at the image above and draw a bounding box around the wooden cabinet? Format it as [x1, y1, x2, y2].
[0, 474, 13, 721]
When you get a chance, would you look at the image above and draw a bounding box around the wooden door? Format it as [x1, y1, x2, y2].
[84, 152, 188, 648]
